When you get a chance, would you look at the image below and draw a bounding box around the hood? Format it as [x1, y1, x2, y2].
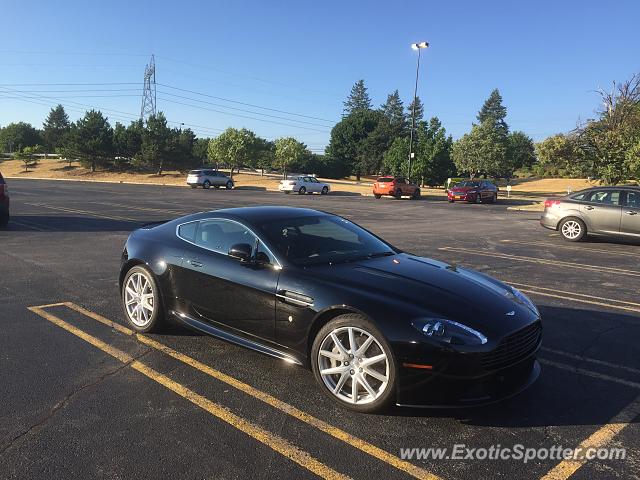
[307, 253, 538, 338]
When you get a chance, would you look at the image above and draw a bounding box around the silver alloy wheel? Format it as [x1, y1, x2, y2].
[124, 271, 155, 327]
[317, 326, 389, 405]
[561, 220, 582, 239]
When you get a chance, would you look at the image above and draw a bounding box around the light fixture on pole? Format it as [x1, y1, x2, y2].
[408, 41, 429, 180]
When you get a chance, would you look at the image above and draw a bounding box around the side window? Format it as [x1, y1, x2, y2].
[194, 219, 257, 255]
[587, 190, 621, 206]
[177, 221, 198, 242]
[625, 191, 640, 208]
[571, 192, 587, 201]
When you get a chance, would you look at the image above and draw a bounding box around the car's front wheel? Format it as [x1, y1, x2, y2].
[203, 180, 211, 189]
[311, 314, 396, 413]
[121, 266, 164, 332]
[321, 186, 329, 195]
[411, 188, 420, 200]
[374, 194, 382, 199]
[298, 186, 307, 195]
[559, 217, 586, 242]
[226, 181, 234, 190]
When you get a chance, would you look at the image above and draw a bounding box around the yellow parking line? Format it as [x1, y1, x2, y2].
[541, 348, 640, 376]
[27, 306, 350, 480]
[52, 301, 440, 480]
[509, 282, 640, 308]
[25, 202, 139, 222]
[500, 239, 639, 258]
[439, 247, 640, 278]
[516, 287, 640, 315]
[539, 359, 640, 390]
[540, 393, 640, 480]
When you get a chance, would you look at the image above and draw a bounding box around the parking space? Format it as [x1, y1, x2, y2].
[1, 178, 638, 479]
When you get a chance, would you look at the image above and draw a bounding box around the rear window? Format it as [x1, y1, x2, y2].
[177, 221, 198, 242]
[188, 170, 202, 175]
[377, 177, 394, 182]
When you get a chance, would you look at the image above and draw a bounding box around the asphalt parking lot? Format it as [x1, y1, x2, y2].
[1, 178, 639, 480]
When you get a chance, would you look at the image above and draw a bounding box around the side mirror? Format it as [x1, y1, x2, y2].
[228, 243, 252, 262]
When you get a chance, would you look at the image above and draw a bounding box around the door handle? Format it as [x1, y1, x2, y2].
[585, 206, 595, 210]
[187, 259, 203, 268]
[626, 211, 638, 215]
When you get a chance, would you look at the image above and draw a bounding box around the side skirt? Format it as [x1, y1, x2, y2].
[169, 309, 303, 366]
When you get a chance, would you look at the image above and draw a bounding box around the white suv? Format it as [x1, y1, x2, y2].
[187, 169, 234, 190]
[279, 175, 330, 195]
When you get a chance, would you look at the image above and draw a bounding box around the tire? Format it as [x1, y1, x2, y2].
[490, 193, 497, 204]
[374, 194, 382, 199]
[121, 265, 164, 333]
[475, 193, 482, 204]
[411, 189, 421, 200]
[203, 180, 211, 189]
[394, 189, 402, 200]
[311, 314, 396, 413]
[226, 181, 234, 190]
[298, 186, 307, 195]
[321, 186, 329, 195]
[0, 212, 9, 227]
[559, 217, 586, 242]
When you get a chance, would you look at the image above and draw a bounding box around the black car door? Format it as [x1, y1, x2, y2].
[178, 218, 281, 341]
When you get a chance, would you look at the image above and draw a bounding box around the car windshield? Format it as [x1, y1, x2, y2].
[377, 177, 394, 182]
[257, 215, 396, 266]
[455, 181, 480, 188]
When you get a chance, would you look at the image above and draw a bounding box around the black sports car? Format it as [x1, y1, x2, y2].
[120, 206, 541, 412]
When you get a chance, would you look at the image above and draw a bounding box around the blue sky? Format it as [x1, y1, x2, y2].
[1, 0, 638, 151]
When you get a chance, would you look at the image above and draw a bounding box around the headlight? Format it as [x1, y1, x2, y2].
[413, 318, 487, 346]
[510, 287, 539, 316]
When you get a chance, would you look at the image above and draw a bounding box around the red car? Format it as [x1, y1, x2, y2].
[0, 172, 9, 227]
[373, 176, 421, 200]
[447, 180, 498, 204]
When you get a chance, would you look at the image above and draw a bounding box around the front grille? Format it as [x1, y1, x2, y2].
[482, 322, 541, 371]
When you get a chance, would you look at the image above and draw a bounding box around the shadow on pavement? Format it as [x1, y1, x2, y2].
[2, 215, 143, 233]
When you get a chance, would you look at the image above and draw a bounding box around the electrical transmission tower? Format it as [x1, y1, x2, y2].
[140, 54, 156, 120]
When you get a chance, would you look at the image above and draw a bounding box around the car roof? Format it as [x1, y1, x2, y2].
[573, 185, 640, 193]
[182, 206, 328, 224]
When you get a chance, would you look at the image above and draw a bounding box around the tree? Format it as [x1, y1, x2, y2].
[73, 110, 113, 172]
[113, 119, 144, 168]
[343, 80, 372, 115]
[452, 121, 508, 178]
[42, 104, 70, 151]
[413, 118, 455, 186]
[0, 122, 41, 153]
[274, 137, 309, 177]
[192, 138, 211, 166]
[380, 90, 405, 136]
[477, 89, 508, 135]
[535, 134, 583, 177]
[382, 137, 409, 175]
[207, 128, 259, 178]
[507, 131, 536, 172]
[325, 110, 386, 180]
[406, 96, 424, 125]
[14, 145, 43, 172]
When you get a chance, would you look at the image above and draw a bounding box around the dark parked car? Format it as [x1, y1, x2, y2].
[120, 206, 541, 412]
[373, 176, 421, 199]
[447, 180, 498, 203]
[0, 172, 9, 227]
[541, 186, 640, 241]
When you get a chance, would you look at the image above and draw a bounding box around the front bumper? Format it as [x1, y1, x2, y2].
[448, 191, 475, 201]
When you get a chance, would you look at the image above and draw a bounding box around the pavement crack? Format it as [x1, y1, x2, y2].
[0, 348, 151, 455]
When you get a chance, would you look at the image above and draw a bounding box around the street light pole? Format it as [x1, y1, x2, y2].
[408, 41, 429, 180]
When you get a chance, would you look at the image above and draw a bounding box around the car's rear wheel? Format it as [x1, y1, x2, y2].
[298, 186, 306, 195]
[121, 266, 164, 333]
[203, 180, 211, 189]
[311, 314, 396, 413]
[226, 181, 234, 190]
[411, 188, 421, 200]
[394, 189, 402, 199]
[559, 217, 586, 242]
[321, 186, 329, 195]
[374, 194, 382, 199]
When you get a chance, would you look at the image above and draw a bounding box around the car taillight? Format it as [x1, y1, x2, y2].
[544, 199, 561, 208]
